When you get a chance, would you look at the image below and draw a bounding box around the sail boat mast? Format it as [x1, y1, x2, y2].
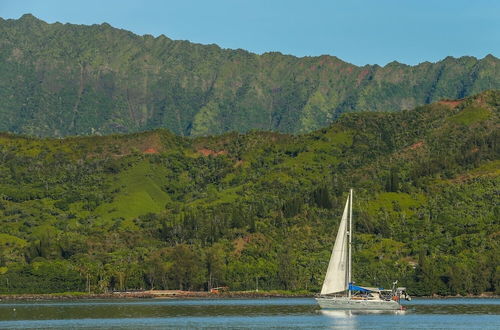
[348, 189, 353, 298]
[316, 188, 405, 310]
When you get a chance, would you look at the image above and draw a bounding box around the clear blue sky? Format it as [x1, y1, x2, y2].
[1, 0, 498, 65]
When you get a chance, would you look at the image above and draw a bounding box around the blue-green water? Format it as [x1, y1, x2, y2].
[0, 298, 498, 329]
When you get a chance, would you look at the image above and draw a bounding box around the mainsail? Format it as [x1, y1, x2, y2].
[316, 190, 408, 309]
[320, 196, 350, 295]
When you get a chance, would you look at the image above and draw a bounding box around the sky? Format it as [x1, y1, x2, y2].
[1, 0, 499, 66]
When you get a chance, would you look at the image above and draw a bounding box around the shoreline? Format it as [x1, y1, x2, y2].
[0, 290, 312, 301]
[0, 290, 498, 301]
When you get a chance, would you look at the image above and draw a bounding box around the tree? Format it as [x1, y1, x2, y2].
[205, 242, 227, 289]
[168, 244, 203, 290]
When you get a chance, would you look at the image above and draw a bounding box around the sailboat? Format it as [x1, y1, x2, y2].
[316, 189, 410, 310]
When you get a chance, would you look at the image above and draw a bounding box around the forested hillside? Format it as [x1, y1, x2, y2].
[0, 14, 499, 137]
[0, 90, 498, 295]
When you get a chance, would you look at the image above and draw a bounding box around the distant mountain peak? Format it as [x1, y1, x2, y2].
[18, 13, 39, 22]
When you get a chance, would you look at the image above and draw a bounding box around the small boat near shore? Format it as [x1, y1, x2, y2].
[316, 189, 410, 310]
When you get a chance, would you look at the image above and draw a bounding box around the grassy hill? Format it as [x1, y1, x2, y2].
[0, 90, 498, 295]
[0, 14, 499, 137]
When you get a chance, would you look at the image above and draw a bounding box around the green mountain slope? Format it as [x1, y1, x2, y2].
[0, 90, 498, 295]
[0, 14, 499, 137]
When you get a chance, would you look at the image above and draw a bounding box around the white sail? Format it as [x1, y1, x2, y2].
[316, 190, 405, 310]
[320, 196, 350, 295]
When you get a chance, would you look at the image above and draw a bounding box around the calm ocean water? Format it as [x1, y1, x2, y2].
[0, 297, 498, 329]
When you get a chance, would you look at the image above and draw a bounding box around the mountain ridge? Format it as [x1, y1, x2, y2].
[8, 14, 498, 66]
[1, 14, 499, 138]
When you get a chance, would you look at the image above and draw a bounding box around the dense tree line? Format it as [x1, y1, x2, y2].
[0, 91, 498, 296]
